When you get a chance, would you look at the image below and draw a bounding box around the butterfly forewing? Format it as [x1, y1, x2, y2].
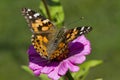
[49, 26, 92, 60]
[22, 8, 57, 58]
[22, 8, 56, 34]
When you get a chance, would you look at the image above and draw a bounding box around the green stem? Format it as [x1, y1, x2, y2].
[65, 71, 74, 80]
[41, 0, 52, 20]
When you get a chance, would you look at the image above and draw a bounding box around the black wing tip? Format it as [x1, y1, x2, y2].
[85, 26, 92, 32]
[21, 7, 26, 10]
[21, 8, 33, 14]
[21, 8, 27, 12]
[77, 26, 92, 35]
[21, 8, 28, 15]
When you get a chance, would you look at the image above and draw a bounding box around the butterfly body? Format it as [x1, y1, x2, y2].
[22, 8, 92, 60]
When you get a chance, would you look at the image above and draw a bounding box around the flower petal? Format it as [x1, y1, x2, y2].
[66, 60, 79, 72]
[74, 35, 88, 44]
[81, 40, 91, 55]
[41, 66, 54, 74]
[41, 62, 59, 74]
[48, 67, 60, 80]
[58, 61, 68, 75]
[68, 55, 86, 64]
[33, 69, 41, 76]
[29, 62, 42, 70]
[69, 42, 84, 56]
[27, 45, 37, 55]
[69, 35, 91, 56]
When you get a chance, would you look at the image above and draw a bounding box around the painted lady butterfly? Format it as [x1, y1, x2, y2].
[22, 8, 92, 60]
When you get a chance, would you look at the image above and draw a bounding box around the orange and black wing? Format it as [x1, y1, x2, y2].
[49, 26, 92, 60]
[22, 8, 56, 58]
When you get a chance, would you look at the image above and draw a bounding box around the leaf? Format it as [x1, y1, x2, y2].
[39, 0, 64, 27]
[72, 60, 103, 80]
[21, 65, 33, 75]
[95, 78, 103, 80]
[39, 74, 50, 80]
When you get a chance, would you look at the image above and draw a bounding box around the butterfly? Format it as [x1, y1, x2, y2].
[22, 8, 92, 61]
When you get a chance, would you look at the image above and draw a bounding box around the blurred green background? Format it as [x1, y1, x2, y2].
[0, 0, 120, 80]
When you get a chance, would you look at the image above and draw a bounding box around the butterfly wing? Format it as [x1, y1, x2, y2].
[49, 26, 92, 60]
[21, 8, 56, 34]
[22, 8, 92, 60]
[22, 8, 56, 58]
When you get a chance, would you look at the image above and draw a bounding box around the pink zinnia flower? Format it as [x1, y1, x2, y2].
[27, 35, 91, 80]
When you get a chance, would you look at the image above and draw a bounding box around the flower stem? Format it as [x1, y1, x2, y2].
[65, 71, 74, 80]
[41, 0, 52, 20]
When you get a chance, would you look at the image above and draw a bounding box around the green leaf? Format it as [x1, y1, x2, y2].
[39, 74, 49, 80]
[94, 78, 103, 80]
[39, 0, 64, 27]
[72, 60, 103, 80]
[21, 65, 33, 75]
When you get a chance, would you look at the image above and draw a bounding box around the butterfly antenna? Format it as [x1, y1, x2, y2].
[65, 16, 85, 27]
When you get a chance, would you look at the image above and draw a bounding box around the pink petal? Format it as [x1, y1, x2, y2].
[58, 61, 68, 75]
[33, 69, 41, 76]
[69, 35, 91, 56]
[81, 40, 91, 55]
[66, 60, 79, 72]
[41, 66, 54, 74]
[75, 35, 88, 45]
[48, 67, 60, 80]
[29, 62, 43, 70]
[68, 55, 86, 64]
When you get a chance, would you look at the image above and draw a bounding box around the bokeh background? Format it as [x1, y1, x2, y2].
[0, 0, 120, 80]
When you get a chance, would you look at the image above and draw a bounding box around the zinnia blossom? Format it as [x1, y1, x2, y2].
[27, 35, 91, 80]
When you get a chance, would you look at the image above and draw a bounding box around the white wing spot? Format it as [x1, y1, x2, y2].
[31, 35, 34, 37]
[80, 32, 83, 35]
[84, 31, 87, 33]
[34, 13, 40, 18]
[81, 26, 85, 31]
[29, 16, 32, 19]
[27, 8, 31, 12]
[31, 38, 34, 42]
[43, 19, 49, 23]
[87, 26, 91, 30]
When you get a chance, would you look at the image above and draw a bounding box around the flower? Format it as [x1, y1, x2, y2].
[27, 35, 91, 80]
